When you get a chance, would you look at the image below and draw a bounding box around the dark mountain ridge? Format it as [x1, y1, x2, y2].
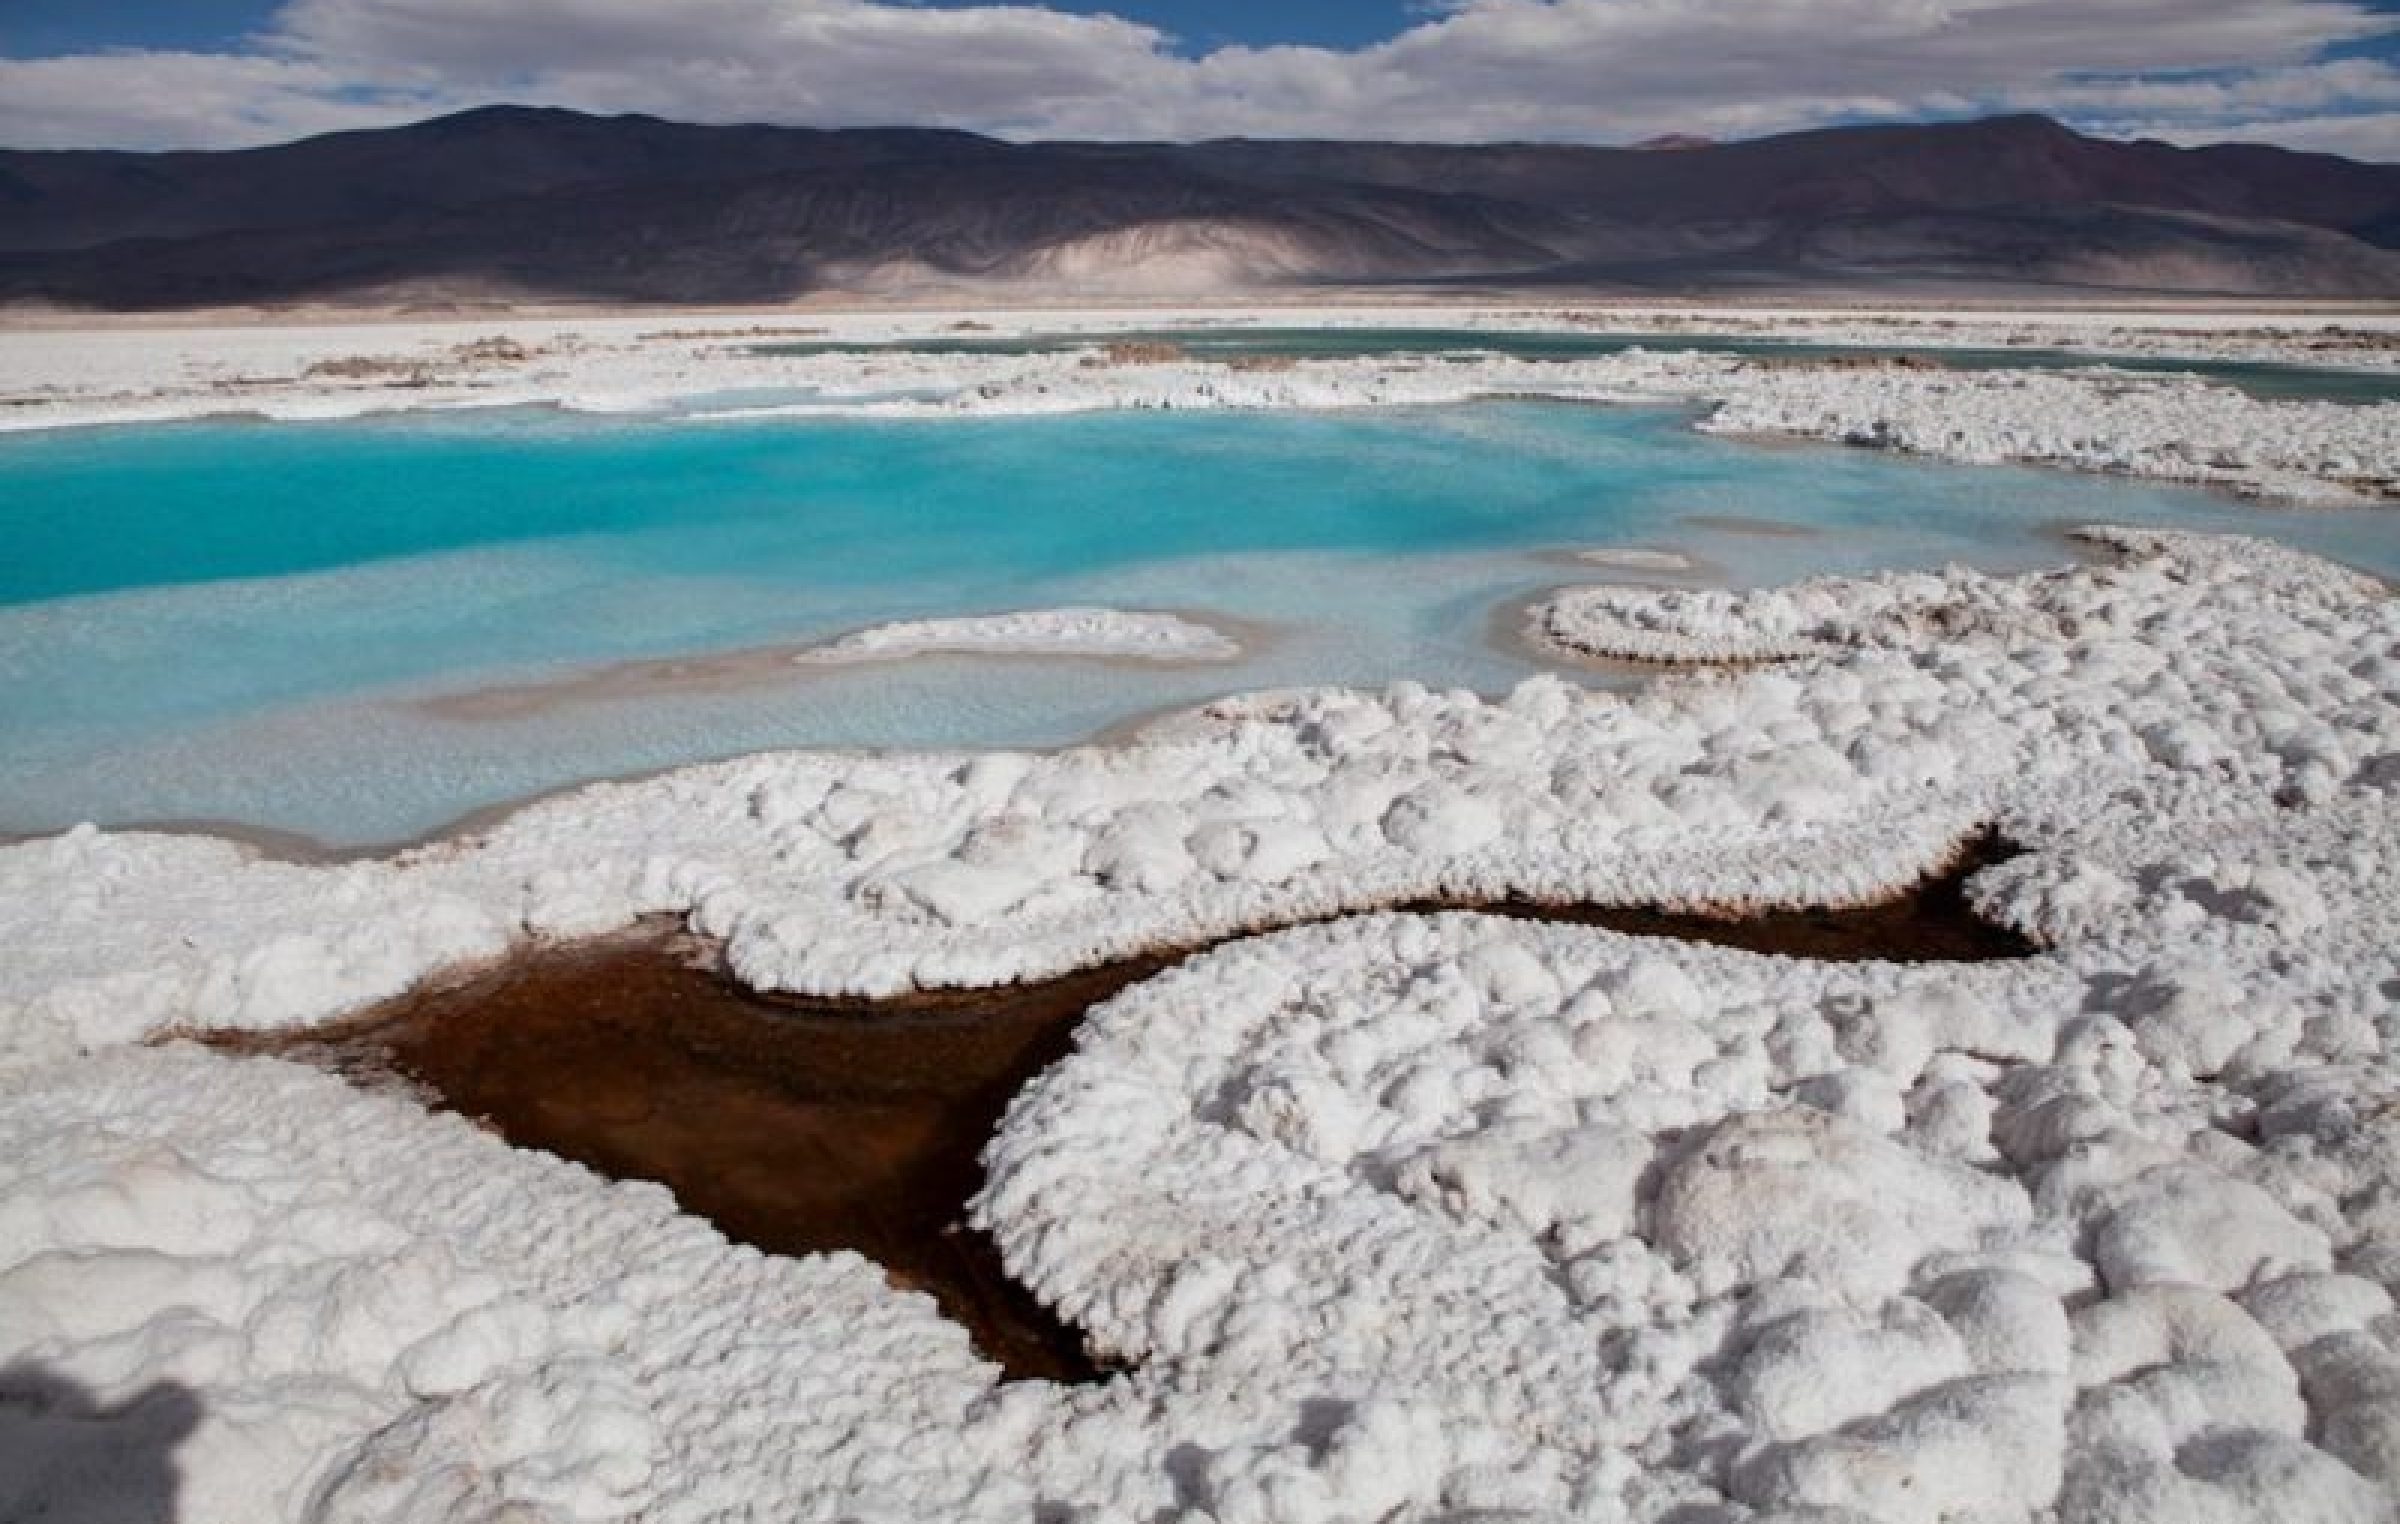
[3, 107, 2395, 307]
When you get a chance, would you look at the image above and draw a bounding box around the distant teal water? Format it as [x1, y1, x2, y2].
[759, 328, 2400, 406]
[8, 401, 1732, 604]
[1, 400, 2391, 845]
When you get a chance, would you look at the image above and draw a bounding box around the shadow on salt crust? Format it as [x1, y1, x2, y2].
[0, 1362, 201, 1524]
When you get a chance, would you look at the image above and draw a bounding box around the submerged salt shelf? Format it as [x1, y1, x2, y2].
[3, 400, 2392, 845]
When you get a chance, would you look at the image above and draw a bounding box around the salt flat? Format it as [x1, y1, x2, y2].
[0, 309, 2396, 1524]
[6, 304, 2397, 506]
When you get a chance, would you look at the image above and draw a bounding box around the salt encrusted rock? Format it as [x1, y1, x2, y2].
[2059, 1423, 2391, 1524]
[1725, 1300, 1972, 1441]
[1571, 1010, 1719, 1095]
[2292, 1333, 2400, 1491]
[1379, 781, 1504, 854]
[1791, 1067, 1909, 1133]
[2091, 1163, 2334, 1294]
[1082, 802, 1198, 891]
[1647, 1107, 2031, 1299]
[2242, 1274, 2398, 1351]
[2071, 1284, 2295, 1392]
[1923, 1268, 2074, 1376]
[2108, 959, 2272, 1080]
[1906, 1077, 1999, 1160]
[1732, 1374, 2069, 1524]
[1170, 1397, 1471, 1524]
[876, 859, 1042, 924]
[1393, 1119, 1653, 1256]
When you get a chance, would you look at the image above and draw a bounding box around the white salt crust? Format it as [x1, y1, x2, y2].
[1696, 366, 2400, 507]
[3, 312, 2396, 506]
[3, 525, 2398, 1520]
[1529, 557, 2106, 665]
[790, 607, 1240, 665]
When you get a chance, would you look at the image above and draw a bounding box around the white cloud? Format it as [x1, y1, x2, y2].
[0, 0, 2394, 159]
[2021, 58, 2400, 120]
[0, 52, 439, 149]
[2118, 109, 2400, 161]
[276, 0, 1181, 120]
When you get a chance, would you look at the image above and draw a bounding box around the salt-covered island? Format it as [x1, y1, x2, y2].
[4, 305, 2399, 1524]
[789, 608, 1244, 666]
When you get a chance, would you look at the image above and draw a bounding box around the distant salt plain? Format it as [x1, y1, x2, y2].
[3, 398, 2390, 845]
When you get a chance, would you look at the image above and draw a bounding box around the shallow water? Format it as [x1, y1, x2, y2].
[758, 327, 2400, 405]
[252, 841, 2027, 1380]
[1, 400, 2390, 844]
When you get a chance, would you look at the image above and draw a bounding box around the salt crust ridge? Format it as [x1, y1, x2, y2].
[1528, 554, 2117, 666]
[880, 354, 2400, 506]
[790, 608, 1240, 665]
[1695, 366, 2400, 508]
[4, 526, 2399, 1520]
[5, 315, 2397, 506]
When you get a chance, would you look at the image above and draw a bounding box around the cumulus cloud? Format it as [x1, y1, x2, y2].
[2128, 108, 2400, 160]
[0, 0, 2394, 157]
[0, 52, 439, 149]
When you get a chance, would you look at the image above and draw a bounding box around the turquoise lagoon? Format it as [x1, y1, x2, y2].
[2, 400, 2391, 846]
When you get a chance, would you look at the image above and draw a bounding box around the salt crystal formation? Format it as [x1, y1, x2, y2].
[790, 607, 1241, 664]
[1699, 366, 2400, 507]
[3, 526, 2397, 1521]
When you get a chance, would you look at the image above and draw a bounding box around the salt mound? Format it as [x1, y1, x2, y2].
[790, 607, 1241, 664]
[1648, 1106, 2031, 1298]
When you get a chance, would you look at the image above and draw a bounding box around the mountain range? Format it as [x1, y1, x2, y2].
[3, 107, 2397, 308]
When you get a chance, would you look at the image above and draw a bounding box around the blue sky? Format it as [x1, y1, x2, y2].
[1, 1, 267, 55]
[13, 0, 1424, 55]
[4, 0, 2398, 158]
[3, 0, 1419, 55]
